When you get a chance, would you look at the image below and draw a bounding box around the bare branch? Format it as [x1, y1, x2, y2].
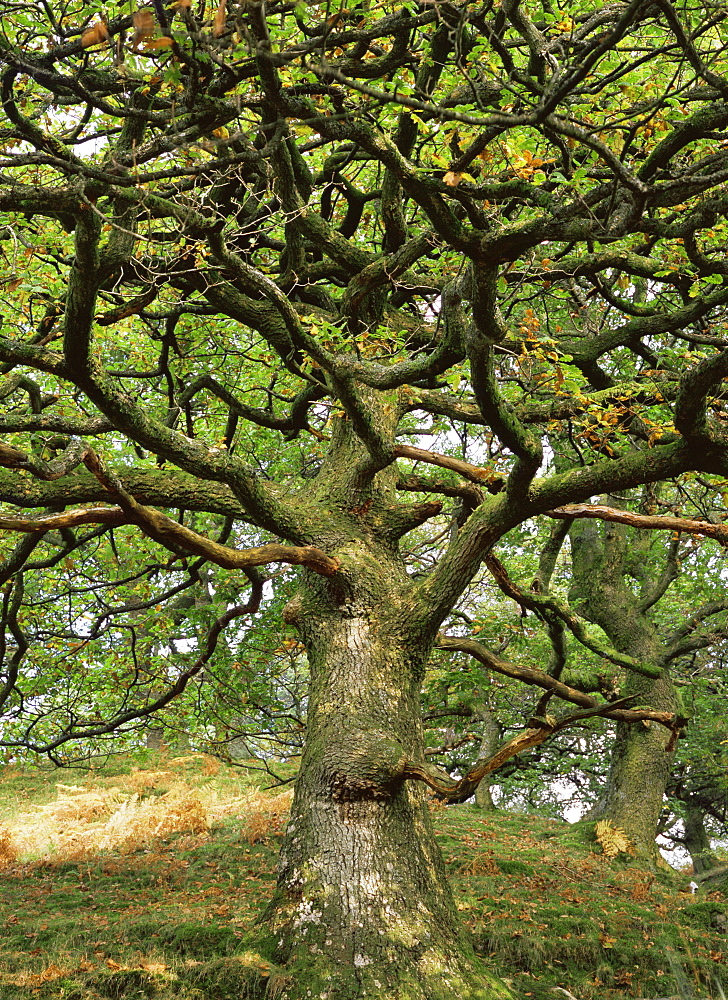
[393, 444, 496, 485]
[547, 503, 728, 545]
[403, 694, 682, 802]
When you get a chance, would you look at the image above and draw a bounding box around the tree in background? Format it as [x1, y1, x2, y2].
[429, 506, 728, 862]
[664, 655, 728, 874]
[3, 1, 728, 995]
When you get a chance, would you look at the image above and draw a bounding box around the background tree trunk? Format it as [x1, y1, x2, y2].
[569, 519, 677, 862]
[683, 803, 720, 874]
[474, 706, 500, 811]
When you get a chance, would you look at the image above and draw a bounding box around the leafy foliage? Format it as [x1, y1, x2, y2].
[1, 0, 728, 762]
[4, 0, 728, 990]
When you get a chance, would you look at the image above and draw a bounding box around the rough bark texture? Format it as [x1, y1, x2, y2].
[569, 520, 677, 862]
[258, 411, 511, 998]
[266, 575, 505, 997]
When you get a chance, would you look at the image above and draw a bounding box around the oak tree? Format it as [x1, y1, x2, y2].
[2, 0, 728, 995]
[429, 505, 728, 861]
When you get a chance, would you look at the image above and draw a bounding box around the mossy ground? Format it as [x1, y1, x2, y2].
[438, 807, 726, 999]
[0, 755, 724, 999]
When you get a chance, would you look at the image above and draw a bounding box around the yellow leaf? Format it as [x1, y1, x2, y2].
[140, 961, 168, 973]
[595, 819, 632, 858]
[443, 171, 463, 187]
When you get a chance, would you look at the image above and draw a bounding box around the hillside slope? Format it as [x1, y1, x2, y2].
[0, 755, 724, 1000]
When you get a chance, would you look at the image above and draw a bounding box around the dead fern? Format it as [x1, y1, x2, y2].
[241, 790, 293, 845]
[1, 764, 293, 863]
[595, 819, 632, 858]
[458, 851, 500, 877]
[0, 826, 16, 865]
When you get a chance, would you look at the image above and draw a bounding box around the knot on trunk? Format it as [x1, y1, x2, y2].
[282, 593, 303, 625]
[325, 733, 408, 802]
[330, 774, 396, 802]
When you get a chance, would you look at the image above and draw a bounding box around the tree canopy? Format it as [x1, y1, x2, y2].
[2, 0, 728, 995]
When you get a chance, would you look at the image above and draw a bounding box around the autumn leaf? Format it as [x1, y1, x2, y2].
[443, 171, 463, 187]
[140, 961, 169, 973]
[33, 965, 65, 984]
[132, 9, 155, 49]
[143, 36, 174, 50]
[213, 0, 227, 36]
[81, 20, 109, 48]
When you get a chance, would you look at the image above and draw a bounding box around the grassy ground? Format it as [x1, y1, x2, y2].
[0, 753, 724, 1000]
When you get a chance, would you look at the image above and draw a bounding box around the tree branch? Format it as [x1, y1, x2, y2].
[404, 693, 682, 802]
[0, 450, 340, 577]
[484, 553, 662, 678]
[547, 503, 728, 545]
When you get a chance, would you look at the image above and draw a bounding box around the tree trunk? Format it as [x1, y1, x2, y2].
[145, 727, 165, 751]
[474, 706, 499, 811]
[245, 396, 517, 997]
[569, 519, 677, 862]
[262, 552, 509, 998]
[683, 804, 719, 874]
[587, 671, 676, 858]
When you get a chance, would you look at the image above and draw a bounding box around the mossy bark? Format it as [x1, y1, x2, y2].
[587, 672, 676, 860]
[473, 706, 500, 811]
[257, 405, 512, 999]
[569, 519, 677, 863]
[265, 561, 508, 998]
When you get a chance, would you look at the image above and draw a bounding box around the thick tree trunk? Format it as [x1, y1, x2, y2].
[262, 557, 509, 998]
[569, 519, 677, 863]
[250, 398, 515, 997]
